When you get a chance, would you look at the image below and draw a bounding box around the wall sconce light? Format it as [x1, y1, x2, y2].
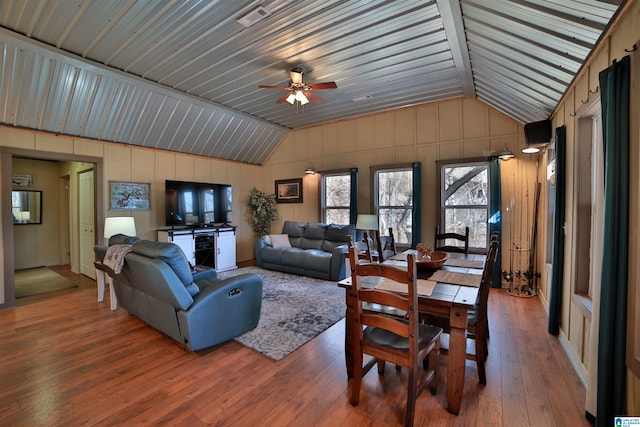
[498, 144, 515, 161]
[304, 164, 316, 175]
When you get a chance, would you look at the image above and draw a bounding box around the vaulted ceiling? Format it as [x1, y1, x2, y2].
[0, 0, 624, 164]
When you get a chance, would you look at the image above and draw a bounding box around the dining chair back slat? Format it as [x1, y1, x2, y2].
[348, 245, 442, 426]
[434, 225, 470, 254]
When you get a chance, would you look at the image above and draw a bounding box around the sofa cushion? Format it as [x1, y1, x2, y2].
[325, 223, 353, 242]
[132, 241, 194, 290]
[282, 221, 305, 247]
[303, 223, 327, 240]
[322, 223, 355, 252]
[281, 247, 306, 267]
[268, 234, 292, 248]
[303, 249, 333, 273]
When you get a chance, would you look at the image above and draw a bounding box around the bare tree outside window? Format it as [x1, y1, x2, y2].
[377, 169, 412, 244]
[440, 162, 489, 250]
[322, 173, 351, 224]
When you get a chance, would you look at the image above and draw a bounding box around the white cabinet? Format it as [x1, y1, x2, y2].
[157, 230, 196, 266]
[157, 227, 236, 272]
[214, 230, 237, 272]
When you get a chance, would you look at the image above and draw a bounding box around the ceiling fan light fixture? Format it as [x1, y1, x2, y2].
[285, 93, 296, 104]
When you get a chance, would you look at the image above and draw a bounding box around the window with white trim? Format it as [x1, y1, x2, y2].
[374, 166, 413, 245]
[438, 160, 490, 252]
[321, 171, 351, 225]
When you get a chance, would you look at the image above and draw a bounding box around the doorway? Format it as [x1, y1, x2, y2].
[1, 148, 103, 310]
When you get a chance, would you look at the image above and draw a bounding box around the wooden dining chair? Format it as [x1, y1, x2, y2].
[374, 228, 397, 262]
[434, 239, 499, 384]
[348, 245, 442, 427]
[347, 234, 374, 263]
[434, 225, 470, 254]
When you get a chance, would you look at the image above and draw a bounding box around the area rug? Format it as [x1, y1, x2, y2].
[15, 267, 77, 298]
[217, 267, 345, 361]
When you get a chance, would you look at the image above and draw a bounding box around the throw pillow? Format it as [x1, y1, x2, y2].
[269, 234, 292, 248]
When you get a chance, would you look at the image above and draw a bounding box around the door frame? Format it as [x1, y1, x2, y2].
[1, 147, 103, 310]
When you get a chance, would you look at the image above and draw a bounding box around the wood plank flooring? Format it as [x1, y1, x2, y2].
[0, 266, 592, 426]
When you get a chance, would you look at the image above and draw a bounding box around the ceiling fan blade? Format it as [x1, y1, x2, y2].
[290, 70, 303, 84]
[259, 85, 290, 89]
[276, 93, 291, 103]
[305, 91, 323, 104]
[308, 81, 337, 90]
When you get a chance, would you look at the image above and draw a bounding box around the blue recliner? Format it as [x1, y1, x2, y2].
[94, 236, 262, 351]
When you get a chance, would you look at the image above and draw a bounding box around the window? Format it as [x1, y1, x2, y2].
[321, 171, 352, 225]
[438, 160, 490, 251]
[573, 99, 603, 300]
[374, 166, 413, 245]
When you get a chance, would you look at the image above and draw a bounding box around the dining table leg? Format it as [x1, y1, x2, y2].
[446, 306, 469, 415]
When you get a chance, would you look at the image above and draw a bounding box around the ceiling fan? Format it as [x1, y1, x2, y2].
[259, 67, 337, 106]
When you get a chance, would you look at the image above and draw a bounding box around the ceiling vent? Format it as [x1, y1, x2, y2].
[237, 6, 271, 27]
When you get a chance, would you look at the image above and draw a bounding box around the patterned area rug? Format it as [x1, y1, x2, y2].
[217, 267, 345, 361]
[15, 267, 77, 298]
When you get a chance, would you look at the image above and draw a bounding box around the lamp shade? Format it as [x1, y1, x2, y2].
[104, 217, 137, 239]
[356, 214, 378, 231]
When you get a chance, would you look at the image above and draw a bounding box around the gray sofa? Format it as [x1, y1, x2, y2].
[254, 221, 355, 281]
[95, 235, 263, 351]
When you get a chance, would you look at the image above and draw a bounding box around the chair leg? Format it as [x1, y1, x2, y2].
[405, 367, 417, 427]
[350, 351, 364, 405]
[427, 348, 439, 395]
[475, 336, 487, 384]
[377, 359, 386, 375]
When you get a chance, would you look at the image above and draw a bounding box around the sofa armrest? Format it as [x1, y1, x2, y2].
[254, 239, 268, 267]
[330, 244, 350, 281]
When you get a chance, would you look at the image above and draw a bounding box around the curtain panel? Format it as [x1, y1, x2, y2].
[349, 168, 358, 226]
[489, 157, 502, 288]
[596, 55, 630, 426]
[548, 125, 566, 335]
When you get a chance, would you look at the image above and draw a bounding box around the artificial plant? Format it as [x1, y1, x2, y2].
[248, 187, 279, 237]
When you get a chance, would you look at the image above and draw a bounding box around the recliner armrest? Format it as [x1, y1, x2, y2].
[192, 266, 217, 281]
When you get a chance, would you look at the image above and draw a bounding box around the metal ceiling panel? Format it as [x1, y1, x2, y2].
[0, 28, 287, 164]
[461, 0, 621, 123]
[0, 0, 624, 163]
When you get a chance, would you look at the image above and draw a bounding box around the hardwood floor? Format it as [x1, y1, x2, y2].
[0, 267, 591, 426]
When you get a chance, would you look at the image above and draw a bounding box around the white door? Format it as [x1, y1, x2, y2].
[79, 169, 96, 279]
[215, 231, 236, 271]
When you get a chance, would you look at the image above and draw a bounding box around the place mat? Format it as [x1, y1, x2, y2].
[374, 278, 437, 297]
[429, 270, 482, 287]
[444, 258, 485, 269]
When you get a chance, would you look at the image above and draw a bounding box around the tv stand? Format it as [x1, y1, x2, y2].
[157, 226, 237, 272]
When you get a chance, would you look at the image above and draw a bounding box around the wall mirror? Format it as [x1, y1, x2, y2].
[12, 190, 42, 224]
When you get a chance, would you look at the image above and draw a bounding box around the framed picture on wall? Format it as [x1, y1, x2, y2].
[109, 181, 151, 210]
[275, 178, 303, 203]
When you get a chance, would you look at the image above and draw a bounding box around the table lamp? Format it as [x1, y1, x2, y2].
[104, 217, 137, 244]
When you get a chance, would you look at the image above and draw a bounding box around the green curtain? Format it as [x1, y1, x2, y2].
[596, 55, 630, 426]
[488, 157, 502, 288]
[349, 168, 358, 226]
[411, 162, 422, 248]
[548, 125, 566, 335]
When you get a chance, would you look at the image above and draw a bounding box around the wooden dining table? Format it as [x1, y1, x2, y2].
[338, 250, 485, 415]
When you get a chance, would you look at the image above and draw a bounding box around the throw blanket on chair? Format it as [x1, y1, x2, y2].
[104, 244, 133, 274]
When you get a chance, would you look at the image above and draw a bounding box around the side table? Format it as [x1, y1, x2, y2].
[94, 261, 118, 310]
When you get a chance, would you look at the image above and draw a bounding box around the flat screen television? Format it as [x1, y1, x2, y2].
[165, 180, 232, 227]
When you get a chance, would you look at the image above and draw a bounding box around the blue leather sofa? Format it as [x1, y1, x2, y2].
[95, 236, 262, 351]
[254, 221, 355, 281]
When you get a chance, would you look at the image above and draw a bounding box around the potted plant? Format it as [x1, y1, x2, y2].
[248, 187, 279, 237]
